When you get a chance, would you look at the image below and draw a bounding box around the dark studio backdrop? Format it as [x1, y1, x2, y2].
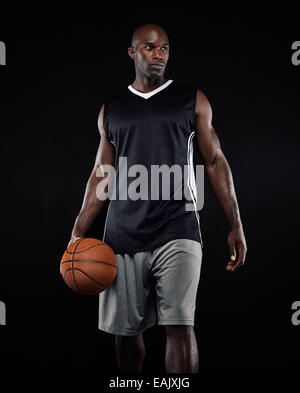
[0, 8, 299, 378]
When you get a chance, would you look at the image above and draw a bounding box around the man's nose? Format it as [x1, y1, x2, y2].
[152, 48, 163, 60]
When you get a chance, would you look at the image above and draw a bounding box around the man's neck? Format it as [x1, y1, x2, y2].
[131, 75, 168, 93]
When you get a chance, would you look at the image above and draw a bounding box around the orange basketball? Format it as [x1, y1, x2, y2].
[60, 238, 117, 295]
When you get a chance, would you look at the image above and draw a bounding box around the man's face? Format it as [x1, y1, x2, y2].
[129, 29, 169, 78]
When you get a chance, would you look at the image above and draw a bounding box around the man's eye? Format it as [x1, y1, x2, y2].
[161, 47, 168, 52]
[146, 45, 153, 50]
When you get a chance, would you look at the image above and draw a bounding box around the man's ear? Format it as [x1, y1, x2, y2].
[128, 46, 135, 59]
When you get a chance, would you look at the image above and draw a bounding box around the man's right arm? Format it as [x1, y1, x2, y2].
[68, 104, 115, 246]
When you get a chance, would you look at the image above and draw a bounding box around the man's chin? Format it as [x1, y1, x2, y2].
[148, 69, 165, 77]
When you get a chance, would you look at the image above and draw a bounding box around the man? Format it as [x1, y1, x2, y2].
[68, 23, 247, 373]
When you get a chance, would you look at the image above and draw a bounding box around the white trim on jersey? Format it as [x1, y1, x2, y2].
[128, 79, 174, 99]
[102, 200, 112, 243]
[187, 131, 203, 247]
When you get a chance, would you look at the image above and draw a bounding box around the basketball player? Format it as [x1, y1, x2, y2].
[68, 23, 247, 373]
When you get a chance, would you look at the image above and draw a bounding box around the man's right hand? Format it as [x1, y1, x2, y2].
[68, 235, 83, 248]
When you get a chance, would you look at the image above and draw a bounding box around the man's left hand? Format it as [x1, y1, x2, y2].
[226, 226, 247, 271]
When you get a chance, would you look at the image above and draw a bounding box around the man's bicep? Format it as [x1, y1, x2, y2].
[195, 90, 221, 166]
[195, 121, 221, 166]
[94, 104, 115, 169]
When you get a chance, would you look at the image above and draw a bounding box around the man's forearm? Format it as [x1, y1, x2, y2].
[71, 170, 110, 238]
[71, 201, 105, 238]
[205, 150, 242, 228]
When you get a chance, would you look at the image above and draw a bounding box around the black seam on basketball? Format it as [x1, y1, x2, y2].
[63, 269, 82, 289]
[61, 259, 117, 269]
[63, 269, 69, 281]
[75, 269, 108, 289]
[63, 268, 108, 289]
[66, 243, 107, 254]
[71, 239, 84, 294]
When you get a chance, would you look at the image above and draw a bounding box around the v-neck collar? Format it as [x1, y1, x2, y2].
[128, 79, 174, 100]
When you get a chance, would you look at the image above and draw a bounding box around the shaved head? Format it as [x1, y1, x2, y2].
[131, 23, 169, 49]
[128, 23, 170, 82]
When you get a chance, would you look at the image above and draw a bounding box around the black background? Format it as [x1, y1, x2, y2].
[0, 6, 299, 379]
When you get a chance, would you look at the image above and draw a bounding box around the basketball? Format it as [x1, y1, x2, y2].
[60, 238, 117, 295]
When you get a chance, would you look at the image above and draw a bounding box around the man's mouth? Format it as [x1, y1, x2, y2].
[150, 63, 164, 68]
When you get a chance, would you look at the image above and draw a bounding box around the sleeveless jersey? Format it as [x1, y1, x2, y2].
[102, 79, 203, 254]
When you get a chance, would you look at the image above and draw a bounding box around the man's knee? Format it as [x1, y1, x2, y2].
[115, 334, 144, 347]
[164, 325, 194, 338]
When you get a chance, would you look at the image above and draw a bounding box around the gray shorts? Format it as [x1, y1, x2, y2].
[98, 238, 202, 336]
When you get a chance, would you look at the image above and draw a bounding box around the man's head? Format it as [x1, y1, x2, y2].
[128, 23, 169, 79]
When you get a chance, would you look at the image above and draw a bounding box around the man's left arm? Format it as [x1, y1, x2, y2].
[194, 90, 247, 271]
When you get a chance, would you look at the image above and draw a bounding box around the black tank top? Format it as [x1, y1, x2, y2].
[102, 80, 203, 254]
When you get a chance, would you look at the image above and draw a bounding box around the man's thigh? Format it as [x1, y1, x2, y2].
[150, 239, 202, 326]
[98, 251, 157, 336]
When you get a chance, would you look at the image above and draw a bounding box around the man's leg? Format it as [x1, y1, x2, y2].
[150, 239, 202, 372]
[165, 325, 198, 373]
[115, 334, 145, 373]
